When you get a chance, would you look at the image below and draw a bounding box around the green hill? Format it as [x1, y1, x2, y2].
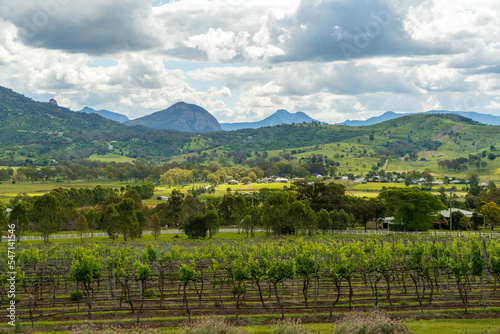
[1, 85, 499, 169]
[0, 86, 192, 162]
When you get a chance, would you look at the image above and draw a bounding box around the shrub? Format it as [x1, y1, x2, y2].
[70, 290, 84, 301]
[333, 308, 411, 334]
[271, 319, 315, 334]
[143, 289, 156, 298]
[177, 317, 247, 334]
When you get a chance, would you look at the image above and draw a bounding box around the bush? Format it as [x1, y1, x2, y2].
[177, 317, 247, 334]
[333, 308, 411, 334]
[271, 319, 314, 334]
[70, 290, 84, 301]
[143, 289, 156, 298]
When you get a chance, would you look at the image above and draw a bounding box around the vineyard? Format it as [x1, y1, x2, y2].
[2, 235, 500, 332]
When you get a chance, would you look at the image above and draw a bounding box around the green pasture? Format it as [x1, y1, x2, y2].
[88, 154, 136, 163]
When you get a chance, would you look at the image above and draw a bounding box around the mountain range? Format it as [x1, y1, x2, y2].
[79, 107, 130, 123]
[221, 109, 319, 131]
[2, 85, 500, 163]
[339, 110, 500, 126]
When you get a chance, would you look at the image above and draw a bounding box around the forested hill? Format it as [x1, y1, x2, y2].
[1, 85, 499, 164]
[0, 86, 192, 159]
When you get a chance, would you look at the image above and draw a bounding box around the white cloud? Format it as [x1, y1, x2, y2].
[0, 0, 500, 125]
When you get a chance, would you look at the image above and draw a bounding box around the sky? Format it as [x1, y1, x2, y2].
[0, 0, 499, 123]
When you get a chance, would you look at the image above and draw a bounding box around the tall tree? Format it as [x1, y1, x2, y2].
[378, 188, 446, 231]
[31, 193, 62, 242]
[204, 204, 220, 238]
[480, 201, 500, 230]
[117, 198, 137, 241]
[350, 197, 386, 230]
[75, 214, 88, 241]
[0, 204, 7, 231]
[102, 204, 120, 240]
[150, 213, 162, 240]
[317, 208, 332, 235]
[9, 202, 29, 242]
[292, 181, 349, 212]
[85, 209, 101, 238]
[262, 191, 296, 235]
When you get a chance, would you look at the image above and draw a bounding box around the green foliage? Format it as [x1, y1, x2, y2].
[332, 209, 350, 230]
[316, 208, 332, 233]
[134, 261, 151, 281]
[0, 203, 7, 229]
[378, 187, 446, 231]
[103, 204, 120, 240]
[150, 213, 162, 240]
[182, 214, 208, 239]
[70, 249, 102, 286]
[266, 259, 295, 283]
[178, 263, 197, 285]
[143, 289, 156, 298]
[30, 193, 62, 242]
[262, 191, 297, 235]
[117, 197, 138, 240]
[70, 290, 84, 301]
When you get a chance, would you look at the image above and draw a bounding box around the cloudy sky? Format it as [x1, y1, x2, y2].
[0, 0, 499, 123]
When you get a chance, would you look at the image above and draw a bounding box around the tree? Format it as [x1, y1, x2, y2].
[288, 200, 316, 236]
[8, 202, 29, 242]
[262, 191, 296, 235]
[150, 213, 162, 240]
[480, 201, 500, 230]
[422, 168, 434, 188]
[75, 214, 88, 241]
[60, 201, 78, 231]
[292, 181, 349, 212]
[466, 171, 480, 187]
[470, 212, 485, 230]
[331, 209, 350, 230]
[204, 204, 220, 238]
[31, 193, 62, 242]
[242, 206, 260, 238]
[0, 204, 7, 231]
[378, 188, 446, 231]
[102, 204, 120, 240]
[317, 209, 332, 235]
[85, 209, 101, 238]
[182, 214, 207, 239]
[350, 198, 386, 230]
[458, 215, 471, 230]
[117, 198, 138, 241]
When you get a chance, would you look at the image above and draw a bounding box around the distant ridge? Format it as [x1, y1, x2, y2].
[221, 109, 320, 131]
[125, 102, 221, 133]
[79, 107, 129, 123]
[338, 110, 500, 126]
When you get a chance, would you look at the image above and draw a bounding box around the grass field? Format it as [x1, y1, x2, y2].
[88, 154, 136, 163]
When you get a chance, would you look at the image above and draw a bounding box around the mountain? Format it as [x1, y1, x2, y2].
[79, 107, 129, 123]
[424, 110, 500, 125]
[0, 86, 191, 160]
[125, 102, 221, 132]
[339, 110, 500, 126]
[337, 111, 405, 126]
[221, 109, 319, 131]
